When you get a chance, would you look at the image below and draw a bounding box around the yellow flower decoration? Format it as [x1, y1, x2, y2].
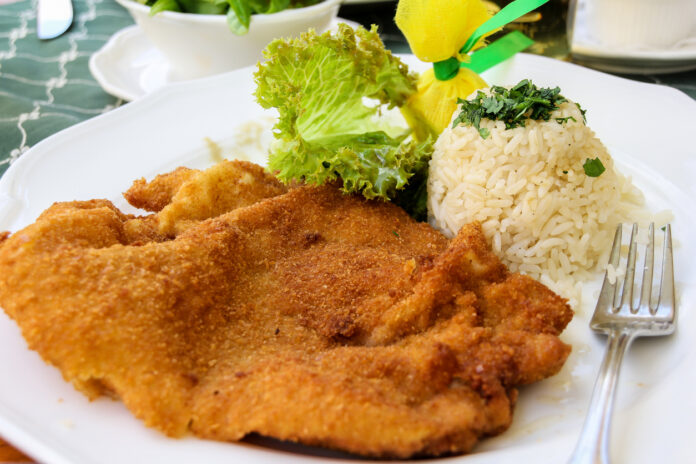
[401, 67, 487, 138]
[395, 0, 493, 63]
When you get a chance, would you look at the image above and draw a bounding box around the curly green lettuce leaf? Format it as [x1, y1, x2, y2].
[254, 24, 432, 215]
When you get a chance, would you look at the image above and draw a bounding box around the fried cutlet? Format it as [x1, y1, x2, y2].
[0, 161, 572, 458]
[124, 166, 198, 212]
[124, 160, 288, 237]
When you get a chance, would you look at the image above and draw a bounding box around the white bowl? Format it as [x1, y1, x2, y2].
[114, 0, 341, 79]
[584, 0, 696, 49]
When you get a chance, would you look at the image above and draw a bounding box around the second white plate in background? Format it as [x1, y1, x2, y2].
[89, 18, 361, 101]
[570, 0, 696, 74]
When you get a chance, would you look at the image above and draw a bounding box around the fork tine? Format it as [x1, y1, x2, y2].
[638, 223, 654, 312]
[597, 224, 623, 312]
[616, 224, 638, 311]
[608, 224, 622, 269]
[658, 224, 675, 316]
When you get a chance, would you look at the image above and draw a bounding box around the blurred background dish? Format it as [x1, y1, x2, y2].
[90, 18, 361, 101]
[578, 0, 696, 49]
[570, 43, 696, 75]
[569, 0, 696, 74]
[114, 0, 341, 80]
[90, 25, 173, 101]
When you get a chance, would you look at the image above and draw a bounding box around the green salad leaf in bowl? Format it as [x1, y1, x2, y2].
[140, 0, 323, 34]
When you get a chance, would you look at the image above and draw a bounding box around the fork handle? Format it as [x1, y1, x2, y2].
[568, 330, 634, 464]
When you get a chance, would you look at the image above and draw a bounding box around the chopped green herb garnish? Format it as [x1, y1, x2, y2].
[392, 230, 400, 238]
[562, 170, 568, 174]
[452, 79, 574, 137]
[556, 116, 576, 124]
[583, 157, 605, 177]
[575, 102, 587, 123]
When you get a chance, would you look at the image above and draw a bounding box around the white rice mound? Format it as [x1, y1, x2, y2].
[428, 96, 648, 304]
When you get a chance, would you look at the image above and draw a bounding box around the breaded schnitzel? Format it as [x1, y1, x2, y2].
[124, 160, 288, 237]
[0, 160, 572, 458]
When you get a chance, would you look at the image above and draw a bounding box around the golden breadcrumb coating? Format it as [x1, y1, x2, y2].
[0, 161, 572, 458]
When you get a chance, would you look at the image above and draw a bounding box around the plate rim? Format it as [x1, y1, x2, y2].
[2, 53, 696, 464]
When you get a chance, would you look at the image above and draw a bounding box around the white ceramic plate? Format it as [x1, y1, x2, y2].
[570, 0, 696, 73]
[2, 54, 696, 464]
[90, 18, 361, 102]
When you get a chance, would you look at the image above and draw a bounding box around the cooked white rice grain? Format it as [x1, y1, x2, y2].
[428, 98, 653, 306]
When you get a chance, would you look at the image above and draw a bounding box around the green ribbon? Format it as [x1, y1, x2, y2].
[462, 30, 535, 74]
[432, 0, 550, 81]
[433, 57, 461, 80]
[460, 0, 549, 54]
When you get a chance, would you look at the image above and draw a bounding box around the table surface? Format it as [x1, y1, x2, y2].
[1, 0, 695, 461]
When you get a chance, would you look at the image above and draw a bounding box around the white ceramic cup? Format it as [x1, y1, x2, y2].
[115, 0, 341, 79]
[584, 0, 696, 49]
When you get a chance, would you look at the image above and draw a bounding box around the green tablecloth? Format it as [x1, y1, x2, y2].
[1, 0, 695, 179]
[0, 0, 133, 177]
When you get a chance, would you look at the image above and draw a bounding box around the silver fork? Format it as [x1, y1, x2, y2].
[568, 223, 675, 464]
